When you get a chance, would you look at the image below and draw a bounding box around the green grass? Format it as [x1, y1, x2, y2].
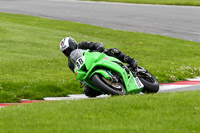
[0, 12, 200, 102]
[0, 91, 200, 133]
[83, 0, 200, 6]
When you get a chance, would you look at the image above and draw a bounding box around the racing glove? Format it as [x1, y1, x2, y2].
[95, 42, 105, 52]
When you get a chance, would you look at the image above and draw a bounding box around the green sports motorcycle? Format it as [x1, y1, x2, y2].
[70, 49, 159, 96]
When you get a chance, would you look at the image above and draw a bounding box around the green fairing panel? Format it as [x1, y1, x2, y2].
[75, 51, 143, 94]
[84, 52, 140, 93]
[84, 52, 118, 70]
[90, 69, 111, 80]
[75, 71, 86, 81]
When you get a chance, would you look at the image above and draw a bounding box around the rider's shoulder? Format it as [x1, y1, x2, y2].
[79, 41, 93, 44]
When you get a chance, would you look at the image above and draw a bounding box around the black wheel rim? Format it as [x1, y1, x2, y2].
[101, 76, 125, 93]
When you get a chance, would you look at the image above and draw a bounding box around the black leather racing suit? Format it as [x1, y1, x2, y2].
[68, 41, 137, 97]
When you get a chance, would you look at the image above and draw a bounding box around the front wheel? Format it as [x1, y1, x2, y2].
[138, 73, 159, 93]
[91, 74, 126, 95]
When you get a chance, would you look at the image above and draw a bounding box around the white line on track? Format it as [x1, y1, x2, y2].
[160, 85, 192, 91]
[1, 77, 200, 107]
[44, 94, 110, 101]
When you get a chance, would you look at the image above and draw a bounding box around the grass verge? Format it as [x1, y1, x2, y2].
[0, 91, 200, 133]
[0, 12, 200, 102]
[83, 0, 200, 6]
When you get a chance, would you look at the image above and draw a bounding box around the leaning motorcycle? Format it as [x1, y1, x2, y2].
[70, 49, 159, 96]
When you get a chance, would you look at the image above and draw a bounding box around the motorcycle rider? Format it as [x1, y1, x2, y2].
[60, 37, 138, 97]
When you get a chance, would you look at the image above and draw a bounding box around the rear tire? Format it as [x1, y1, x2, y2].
[139, 73, 159, 93]
[91, 74, 126, 95]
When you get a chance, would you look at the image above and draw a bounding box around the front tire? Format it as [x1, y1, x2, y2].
[91, 74, 126, 95]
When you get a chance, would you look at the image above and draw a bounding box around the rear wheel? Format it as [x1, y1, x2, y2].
[91, 74, 126, 95]
[138, 73, 159, 93]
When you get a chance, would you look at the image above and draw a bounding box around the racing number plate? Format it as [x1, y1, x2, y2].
[75, 57, 85, 70]
[135, 77, 144, 89]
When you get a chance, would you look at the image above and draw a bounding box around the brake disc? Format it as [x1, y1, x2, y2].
[102, 77, 121, 89]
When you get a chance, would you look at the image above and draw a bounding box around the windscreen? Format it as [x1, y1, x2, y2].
[70, 49, 85, 64]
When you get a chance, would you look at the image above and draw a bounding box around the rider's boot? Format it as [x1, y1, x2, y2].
[126, 56, 138, 69]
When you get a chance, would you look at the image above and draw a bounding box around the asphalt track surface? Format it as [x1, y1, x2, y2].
[0, 0, 200, 42]
[0, 0, 200, 92]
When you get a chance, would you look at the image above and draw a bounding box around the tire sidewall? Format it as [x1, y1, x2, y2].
[91, 74, 126, 95]
[139, 73, 159, 93]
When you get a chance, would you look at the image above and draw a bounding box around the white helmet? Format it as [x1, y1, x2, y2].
[60, 37, 77, 57]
